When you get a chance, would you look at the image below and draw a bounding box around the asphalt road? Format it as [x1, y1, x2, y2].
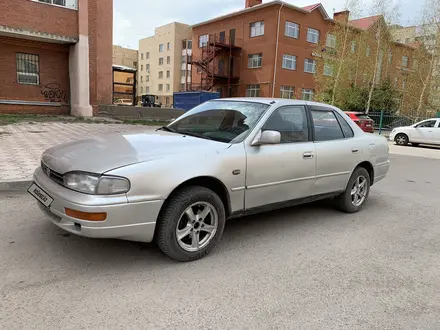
[1, 154, 439, 329]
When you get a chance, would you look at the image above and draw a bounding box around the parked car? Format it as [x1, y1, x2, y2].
[29, 98, 390, 261]
[114, 99, 133, 106]
[389, 118, 440, 146]
[345, 112, 375, 133]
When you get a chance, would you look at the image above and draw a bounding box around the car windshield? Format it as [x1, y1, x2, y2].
[356, 114, 372, 120]
[167, 100, 270, 143]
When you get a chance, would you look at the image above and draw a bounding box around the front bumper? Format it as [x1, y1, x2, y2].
[33, 167, 164, 243]
[389, 131, 396, 141]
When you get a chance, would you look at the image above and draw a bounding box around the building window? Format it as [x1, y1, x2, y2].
[323, 62, 334, 76]
[159, 71, 163, 79]
[188, 40, 192, 49]
[246, 84, 260, 97]
[307, 28, 319, 44]
[146, 64, 150, 71]
[402, 80, 406, 89]
[326, 34, 337, 48]
[146, 86, 150, 93]
[16, 53, 39, 85]
[146, 52, 150, 59]
[280, 86, 295, 99]
[159, 58, 164, 65]
[141, 53, 144, 60]
[146, 75, 149, 82]
[199, 34, 209, 47]
[301, 89, 314, 100]
[158, 84, 163, 91]
[402, 55, 409, 67]
[304, 59, 316, 73]
[250, 21, 265, 37]
[166, 96, 170, 105]
[37, 0, 74, 8]
[394, 77, 398, 88]
[181, 69, 186, 77]
[141, 76, 143, 82]
[167, 42, 171, 50]
[285, 21, 299, 39]
[167, 70, 170, 78]
[282, 54, 297, 70]
[366, 46, 371, 57]
[388, 52, 392, 64]
[141, 64, 144, 71]
[363, 73, 368, 83]
[141, 86, 144, 93]
[159, 44, 164, 52]
[248, 53, 262, 68]
[133, 61, 138, 69]
[167, 56, 171, 64]
[413, 59, 418, 69]
[351, 41, 356, 53]
[166, 84, 170, 92]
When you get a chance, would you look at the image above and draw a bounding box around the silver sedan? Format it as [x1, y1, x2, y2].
[29, 98, 390, 261]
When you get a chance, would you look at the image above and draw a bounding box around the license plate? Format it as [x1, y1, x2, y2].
[28, 183, 53, 208]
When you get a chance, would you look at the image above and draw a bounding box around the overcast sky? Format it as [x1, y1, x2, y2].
[113, 0, 422, 49]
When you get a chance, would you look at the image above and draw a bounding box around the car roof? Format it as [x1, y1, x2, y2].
[216, 97, 340, 109]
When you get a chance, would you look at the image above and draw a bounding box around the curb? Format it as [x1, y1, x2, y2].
[0, 180, 32, 192]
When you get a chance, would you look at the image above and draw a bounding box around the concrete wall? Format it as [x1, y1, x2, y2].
[113, 45, 138, 69]
[98, 105, 185, 121]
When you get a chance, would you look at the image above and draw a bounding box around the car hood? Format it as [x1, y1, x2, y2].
[41, 131, 229, 174]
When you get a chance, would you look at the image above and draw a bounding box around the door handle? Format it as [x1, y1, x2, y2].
[352, 148, 359, 153]
[303, 152, 314, 159]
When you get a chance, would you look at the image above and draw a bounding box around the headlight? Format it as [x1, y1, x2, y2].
[63, 172, 130, 195]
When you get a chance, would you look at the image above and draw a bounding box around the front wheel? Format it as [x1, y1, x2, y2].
[334, 167, 371, 213]
[156, 186, 226, 262]
[395, 133, 409, 146]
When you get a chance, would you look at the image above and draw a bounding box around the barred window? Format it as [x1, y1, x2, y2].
[16, 53, 40, 85]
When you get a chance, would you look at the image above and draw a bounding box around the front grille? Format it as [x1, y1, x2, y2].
[41, 161, 64, 186]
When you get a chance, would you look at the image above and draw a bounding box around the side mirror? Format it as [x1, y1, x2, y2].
[252, 130, 281, 146]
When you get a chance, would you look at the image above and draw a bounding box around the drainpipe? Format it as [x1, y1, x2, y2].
[272, 3, 284, 97]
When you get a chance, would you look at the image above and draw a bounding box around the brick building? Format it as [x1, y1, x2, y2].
[0, 0, 113, 116]
[190, 0, 426, 113]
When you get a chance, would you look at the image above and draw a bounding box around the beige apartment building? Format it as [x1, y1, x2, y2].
[138, 22, 192, 106]
[112, 45, 138, 69]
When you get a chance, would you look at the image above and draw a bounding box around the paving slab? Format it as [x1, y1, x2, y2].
[0, 122, 156, 183]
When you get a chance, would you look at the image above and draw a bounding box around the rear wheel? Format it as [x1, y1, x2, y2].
[395, 133, 409, 146]
[156, 186, 226, 262]
[334, 167, 371, 213]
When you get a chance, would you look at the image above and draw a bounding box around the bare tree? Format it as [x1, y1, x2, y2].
[364, 0, 401, 113]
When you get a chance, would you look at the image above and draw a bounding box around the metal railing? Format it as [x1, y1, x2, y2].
[368, 111, 435, 135]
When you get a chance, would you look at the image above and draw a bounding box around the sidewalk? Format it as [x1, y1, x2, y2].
[0, 122, 156, 183]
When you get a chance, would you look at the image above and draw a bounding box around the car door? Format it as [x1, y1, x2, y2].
[434, 119, 440, 145]
[244, 105, 316, 210]
[412, 119, 437, 143]
[310, 106, 362, 195]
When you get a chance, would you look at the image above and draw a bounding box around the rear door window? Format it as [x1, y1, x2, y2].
[311, 109, 345, 141]
[335, 112, 354, 138]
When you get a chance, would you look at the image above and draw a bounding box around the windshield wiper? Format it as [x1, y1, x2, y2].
[177, 130, 213, 140]
[157, 126, 177, 133]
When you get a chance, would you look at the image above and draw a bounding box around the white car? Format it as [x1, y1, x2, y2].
[389, 118, 440, 146]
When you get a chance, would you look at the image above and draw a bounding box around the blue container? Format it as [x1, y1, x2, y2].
[173, 91, 220, 111]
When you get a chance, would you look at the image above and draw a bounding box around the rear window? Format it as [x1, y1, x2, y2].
[356, 114, 372, 120]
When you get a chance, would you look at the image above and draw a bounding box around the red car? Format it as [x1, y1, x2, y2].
[345, 112, 375, 133]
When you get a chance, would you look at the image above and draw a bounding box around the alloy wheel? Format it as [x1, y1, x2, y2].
[351, 175, 367, 207]
[176, 202, 218, 252]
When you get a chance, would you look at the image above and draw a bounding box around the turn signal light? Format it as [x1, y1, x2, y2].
[65, 208, 107, 221]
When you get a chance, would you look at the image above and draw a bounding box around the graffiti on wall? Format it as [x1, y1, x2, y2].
[41, 82, 69, 103]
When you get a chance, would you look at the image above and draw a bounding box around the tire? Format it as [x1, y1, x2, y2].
[395, 133, 409, 146]
[334, 167, 371, 213]
[156, 186, 226, 262]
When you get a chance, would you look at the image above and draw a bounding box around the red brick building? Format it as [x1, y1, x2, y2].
[0, 0, 113, 115]
[190, 0, 425, 113]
